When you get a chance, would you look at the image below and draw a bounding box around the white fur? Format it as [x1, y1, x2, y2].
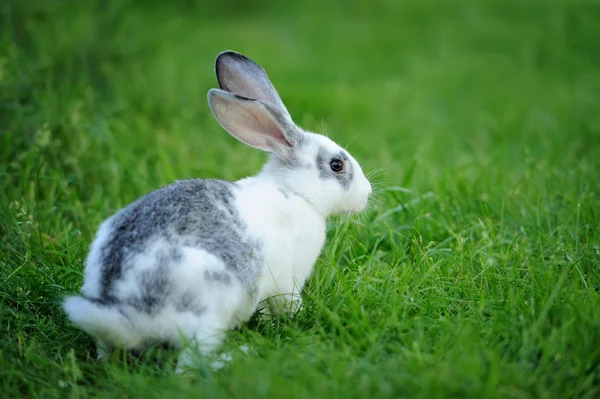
[236, 175, 326, 314]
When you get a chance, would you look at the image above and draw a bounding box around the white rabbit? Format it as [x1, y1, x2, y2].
[63, 50, 372, 372]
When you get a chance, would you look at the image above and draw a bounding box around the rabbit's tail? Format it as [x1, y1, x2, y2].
[63, 295, 139, 348]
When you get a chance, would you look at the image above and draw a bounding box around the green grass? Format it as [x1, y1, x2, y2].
[2, 0, 600, 397]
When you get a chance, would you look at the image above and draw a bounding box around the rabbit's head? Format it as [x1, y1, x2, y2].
[208, 51, 371, 216]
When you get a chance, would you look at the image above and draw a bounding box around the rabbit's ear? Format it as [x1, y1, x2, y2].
[215, 51, 291, 120]
[208, 89, 302, 154]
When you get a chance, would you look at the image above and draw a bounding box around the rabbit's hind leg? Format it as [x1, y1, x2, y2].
[96, 338, 113, 361]
[174, 311, 229, 373]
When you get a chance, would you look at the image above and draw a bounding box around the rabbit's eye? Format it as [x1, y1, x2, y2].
[330, 159, 344, 172]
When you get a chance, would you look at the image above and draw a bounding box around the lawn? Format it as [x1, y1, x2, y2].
[1, 0, 600, 398]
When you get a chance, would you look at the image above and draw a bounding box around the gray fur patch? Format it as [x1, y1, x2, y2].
[98, 179, 263, 314]
[271, 151, 310, 171]
[130, 258, 171, 314]
[316, 147, 354, 190]
[204, 270, 233, 285]
[175, 291, 206, 315]
[262, 101, 304, 148]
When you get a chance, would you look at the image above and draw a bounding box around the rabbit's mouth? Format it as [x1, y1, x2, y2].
[344, 194, 371, 214]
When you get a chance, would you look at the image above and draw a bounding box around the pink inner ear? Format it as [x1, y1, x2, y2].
[211, 92, 292, 151]
[238, 102, 292, 148]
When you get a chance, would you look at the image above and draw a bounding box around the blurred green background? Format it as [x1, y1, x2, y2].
[1, 0, 599, 398]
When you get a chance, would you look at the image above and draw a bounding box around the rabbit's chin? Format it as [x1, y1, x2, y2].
[332, 199, 370, 215]
[349, 203, 369, 214]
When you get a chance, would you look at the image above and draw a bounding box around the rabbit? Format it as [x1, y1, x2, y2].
[62, 50, 372, 372]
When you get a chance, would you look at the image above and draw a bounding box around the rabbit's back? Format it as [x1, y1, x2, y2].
[81, 179, 264, 316]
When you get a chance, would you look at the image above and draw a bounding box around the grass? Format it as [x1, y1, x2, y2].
[1, 0, 600, 397]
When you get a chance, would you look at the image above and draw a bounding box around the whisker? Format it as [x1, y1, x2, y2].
[368, 171, 388, 179]
[344, 134, 360, 150]
[319, 119, 330, 138]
